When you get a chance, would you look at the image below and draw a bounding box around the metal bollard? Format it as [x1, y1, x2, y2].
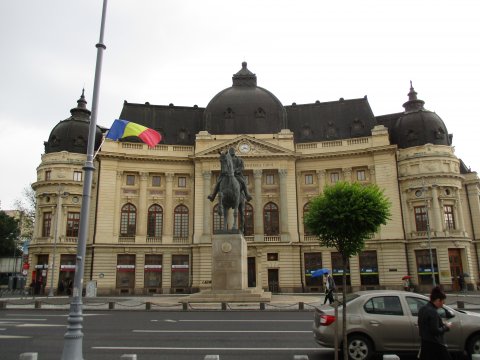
[0, 301, 6, 309]
[109, 301, 115, 310]
[204, 356, 220, 360]
[146, 302, 151, 310]
[260, 302, 265, 310]
[34, 300, 41, 309]
[457, 301, 465, 309]
[299, 302, 304, 310]
[120, 355, 137, 360]
[221, 302, 227, 310]
[19, 353, 38, 360]
[182, 302, 188, 311]
[383, 355, 400, 360]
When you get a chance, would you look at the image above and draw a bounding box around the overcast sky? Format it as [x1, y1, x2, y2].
[1, 0, 479, 210]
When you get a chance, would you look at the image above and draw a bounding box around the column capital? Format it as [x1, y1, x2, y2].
[368, 165, 375, 174]
[278, 169, 288, 178]
[116, 170, 123, 179]
[253, 169, 263, 179]
[165, 172, 174, 181]
[202, 171, 212, 180]
[316, 170, 326, 177]
[140, 172, 149, 181]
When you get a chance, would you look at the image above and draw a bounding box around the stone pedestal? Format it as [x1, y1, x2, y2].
[182, 232, 271, 303]
[211, 233, 247, 290]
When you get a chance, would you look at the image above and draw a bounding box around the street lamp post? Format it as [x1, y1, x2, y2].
[423, 181, 437, 287]
[61, 0, 108, 358]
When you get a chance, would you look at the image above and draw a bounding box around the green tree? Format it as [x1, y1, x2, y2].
[0, 210, 20, 256]
[14, 186, 36, 244]
[304, 181, 391, 360]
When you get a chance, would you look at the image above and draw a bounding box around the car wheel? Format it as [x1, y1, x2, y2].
[347, 334, 373, 360]
[467, 333, 480, 356]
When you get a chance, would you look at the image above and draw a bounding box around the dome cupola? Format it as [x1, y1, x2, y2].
[44, 90, 103, 154]
[203, 62, 287, 135]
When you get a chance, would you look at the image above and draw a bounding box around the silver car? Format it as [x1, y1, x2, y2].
[312, 290, 480, 360]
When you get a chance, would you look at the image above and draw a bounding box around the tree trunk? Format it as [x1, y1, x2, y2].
[342, 254, 348, 360]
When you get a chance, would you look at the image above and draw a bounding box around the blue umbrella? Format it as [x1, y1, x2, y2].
[311, 268, 330, 278]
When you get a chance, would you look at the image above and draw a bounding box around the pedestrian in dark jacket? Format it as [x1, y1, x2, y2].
[418, 286, 452, 360]
[323, 273, 335, 304]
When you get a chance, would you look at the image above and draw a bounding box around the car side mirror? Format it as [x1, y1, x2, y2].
[445, 308, 455, 319]
[438, 307, 455, 319]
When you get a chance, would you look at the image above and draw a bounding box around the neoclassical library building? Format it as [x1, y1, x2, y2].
[28, 62, 480, 295]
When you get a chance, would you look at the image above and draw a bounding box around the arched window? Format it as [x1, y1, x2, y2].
[263, 202, 279, 236]
[120, 203, 137, 236]
[213, 204, 224, 234]
[174, 204, 189, 238]
[244, 203, 254, 236]
[147, 204, 163, 237]
[303, 202, 312, 236]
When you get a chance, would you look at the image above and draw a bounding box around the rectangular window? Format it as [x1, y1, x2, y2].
[265, 174, 275, 185]
[444, 205, 455, 230]
[359, 251, 379, 286]
[178, 176, 186, 188]
[66, 212, 80, 237]
[73, 171, 82, 182]
[152, 175, 161, 187]
[126, 174, 135, 186]
[414, 206, 428, 231]
[356, 170, 366, 181]
[305, 174, 314, 185]
[304, 252, 322, 287]
[415, 249, 439, 285]
[267, 253, 278, 261]
[42, 212, 52, 237]
[171, 254, 189, 288]
[45, 170, 51, 181]
[330, 172, 340, 183]
[116, 254, 136, 289]
[331, 252, 351, 286]
[144, 254, 162, 289]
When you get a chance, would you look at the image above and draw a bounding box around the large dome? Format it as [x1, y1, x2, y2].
[204, 62, 287, 135]
[44, 91, 103, 154]
[391, 84, 451, 149]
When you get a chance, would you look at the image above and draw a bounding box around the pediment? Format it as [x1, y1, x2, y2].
[194, 135, 295, 158]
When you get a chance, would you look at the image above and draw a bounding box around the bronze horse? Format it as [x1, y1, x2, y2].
[218, 150, 245, 233]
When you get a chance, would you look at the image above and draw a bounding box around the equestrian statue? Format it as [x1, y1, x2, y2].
[208, 147, 252, 233]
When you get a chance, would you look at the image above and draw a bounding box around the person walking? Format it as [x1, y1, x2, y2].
[418, 286, 453, 360]
[323, 272, 335, 304]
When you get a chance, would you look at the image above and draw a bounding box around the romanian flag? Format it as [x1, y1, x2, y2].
[106, 119, 162, 147]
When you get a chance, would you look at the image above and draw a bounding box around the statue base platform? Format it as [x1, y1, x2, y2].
[180, 288, 272, 303]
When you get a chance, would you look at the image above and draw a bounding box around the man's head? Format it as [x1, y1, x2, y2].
[229, 147, 236, 156]
[430, 286, 446, 308]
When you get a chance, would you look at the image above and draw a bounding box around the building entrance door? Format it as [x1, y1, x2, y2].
[248, 257, 256, 287]
[448, 248, 463, 291]
[268, 269, 279, 293]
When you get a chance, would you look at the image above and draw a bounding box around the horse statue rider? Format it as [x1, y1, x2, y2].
[208, 147, 252, 232]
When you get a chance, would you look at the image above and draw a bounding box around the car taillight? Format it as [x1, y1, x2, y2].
[319, 314, 336, 326]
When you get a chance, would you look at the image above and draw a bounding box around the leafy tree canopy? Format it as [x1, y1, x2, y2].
[304, 181, 391, 257]
[0, 210, 20, 256]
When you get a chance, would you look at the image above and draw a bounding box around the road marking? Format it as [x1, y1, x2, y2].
[16, 324, 66, 327]
[0, 335, 31, 339]
[0, 318, 47, 321]
[134, 330, 311, 333]
[178, 320, 311, 322]
[93, 346, 330, 351]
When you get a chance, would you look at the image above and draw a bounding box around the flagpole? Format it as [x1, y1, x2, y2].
[61, 0, 108, 359]
[93, 136, 106, 159]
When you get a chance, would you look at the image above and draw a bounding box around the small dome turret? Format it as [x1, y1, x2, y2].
[44, 90, 103, 154]
[390, 82, 451, 149]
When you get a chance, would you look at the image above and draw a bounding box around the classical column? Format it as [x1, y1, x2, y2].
[455, 189, 466, 233]
[253, 170, 264, 242]
[316, 170, 326, 194]
[113, 171, 123, 237]
[430, 186, 442, 233]
[163, 173, 174, 243]
[138, 172, 148, 237]
[202, 171, 212, 237]
[278, 169, 289, 236]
